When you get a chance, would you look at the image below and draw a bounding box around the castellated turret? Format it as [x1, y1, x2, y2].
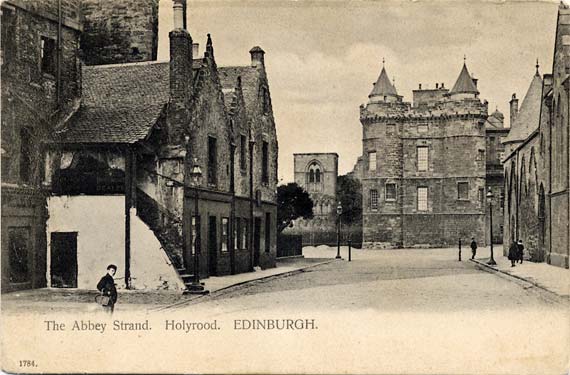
[358, 61, 488, 249]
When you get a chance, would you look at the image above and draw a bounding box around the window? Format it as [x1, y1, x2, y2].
[418, 124, 428, 133]
[262, 141, 269, 184]
[9, 227, 30, 283]
[20, 127, 31, 183]
[207, 136, 217, 185]
[368, 151, 377, 172]
[240, 134, 247, 170]
[221, 218, 229, 252]
[417, 146, 428, 171]
[309, 169, 315, 183]
[457, 182, 469, 200]
[417, 187, 428, 211]
[479, 188, 485, 207]
[265, 213, 271, 253]
[234, 218, 241, 250]
[385, 183, 396, 201]
[191, 216, 201, 254]
[40, 36, 56, 76]
[370, 189, 379, 210]
[242, 221, 248, 250]
[315, 169, 321, 183]
[476, 149, 485, 161]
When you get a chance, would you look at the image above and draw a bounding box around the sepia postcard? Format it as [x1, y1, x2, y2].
[1, 0, 569, 374]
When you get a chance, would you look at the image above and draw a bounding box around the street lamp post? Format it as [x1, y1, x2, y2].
[336, 202, 342, 259]
[186, 157, 209, 294]
[486, 187, 497, 266]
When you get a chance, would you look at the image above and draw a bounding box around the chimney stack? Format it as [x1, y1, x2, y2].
[169, 0, 193, 106]
[192, 43, 199, 57]
[249, 46, 265, 68]
[510, 93, 519, 127]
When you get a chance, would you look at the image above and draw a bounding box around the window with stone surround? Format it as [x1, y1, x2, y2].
[417, 146, 428, 172]
[221, 218, 229, 252]
[476, 149, 485, 161]
[479, 188, 485, 207]
[262, 141, 269, 184]
[40, 36, 56, 76]
[207, 136, 217, 185]
[240, 134, 247, 170]
[19, 127, 32, 184]
[417, 187, 428, 211]
[370, 189, 378, 210]
[242, 221, 248, 250]
[368, 151, 377, 172]
[457, 182, 469, 200]
[385, 183, 397, 201]
[234, 218, 241, 250]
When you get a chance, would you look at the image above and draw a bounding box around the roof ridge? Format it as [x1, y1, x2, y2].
[84, 60, 169, 70]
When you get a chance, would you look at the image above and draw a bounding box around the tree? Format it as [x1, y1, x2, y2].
[335, 175, 362, 225]
[277, 182, 314, 233]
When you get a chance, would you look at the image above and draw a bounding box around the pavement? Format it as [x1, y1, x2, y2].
[1, 255, 334, 313]
[469, 244, 570, 299]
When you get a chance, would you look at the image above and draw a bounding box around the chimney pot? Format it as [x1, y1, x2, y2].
[436, 83, 439, 89]
[419, 83, 422, 90]
[173, 0, 184, 30]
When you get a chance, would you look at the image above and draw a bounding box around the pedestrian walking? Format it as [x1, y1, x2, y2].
[517, 240, 524, 264]
[470, 237, 477, 259]
[96, 264, 118, 314]
[508, 241, 518, 267]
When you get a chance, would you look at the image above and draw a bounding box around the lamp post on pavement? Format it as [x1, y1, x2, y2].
[186, 157, 209, 294]
[336, 202, 342, 259]
[486, 188, 497, 266]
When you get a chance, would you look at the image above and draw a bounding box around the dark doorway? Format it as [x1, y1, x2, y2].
[254, 218, 261, 267]
[208, 216, 217, 276]
[50, 232, 78, 288]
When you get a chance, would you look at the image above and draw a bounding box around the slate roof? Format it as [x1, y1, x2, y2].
[58, 61, 170, 144]
[504, 73, 543, 143]
[486, 109, 504, 129]
[450, 64, 479, 94]
[369, 66, 398, 97]
[218, 66, 260, 115]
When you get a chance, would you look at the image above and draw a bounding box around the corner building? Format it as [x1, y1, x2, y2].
[359, 63, 487, 248]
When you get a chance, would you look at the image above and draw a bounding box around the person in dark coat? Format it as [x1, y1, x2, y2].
[508, 241, 518, 267]
[97, 264, 118, 313]
[517, 240, 524, 264]
[470, 238, 477, 259]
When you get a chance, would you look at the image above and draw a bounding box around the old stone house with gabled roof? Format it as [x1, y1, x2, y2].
[42, 0, 278, 291]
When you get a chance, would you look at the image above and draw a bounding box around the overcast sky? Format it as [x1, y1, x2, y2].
[156, 0, 559, 183]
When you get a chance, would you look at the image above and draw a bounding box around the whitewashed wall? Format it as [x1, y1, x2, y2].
[47, 196, 184, 291]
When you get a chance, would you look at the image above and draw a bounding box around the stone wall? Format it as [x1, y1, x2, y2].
[81, 0, 159, 66]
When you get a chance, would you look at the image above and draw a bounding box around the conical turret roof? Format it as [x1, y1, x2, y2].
[369, 66, 398, 98]
[450, 63, 479, 94]
[504, 72, 543, 143]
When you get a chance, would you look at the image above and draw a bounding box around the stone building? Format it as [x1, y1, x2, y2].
[288, 153, 339, 245]
[293, 153, 338, 216]
[485, 109, 509, 243]
[357, 62, 488, 248]
[2, 0, 279, 292]
[80, 0, 159, 66]
[503, 3, 570, 269]
[1, 0, 83, 292]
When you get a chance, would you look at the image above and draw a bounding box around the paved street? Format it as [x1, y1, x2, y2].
[2, 248, 569, 374]
[169, 247, 566, 312]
